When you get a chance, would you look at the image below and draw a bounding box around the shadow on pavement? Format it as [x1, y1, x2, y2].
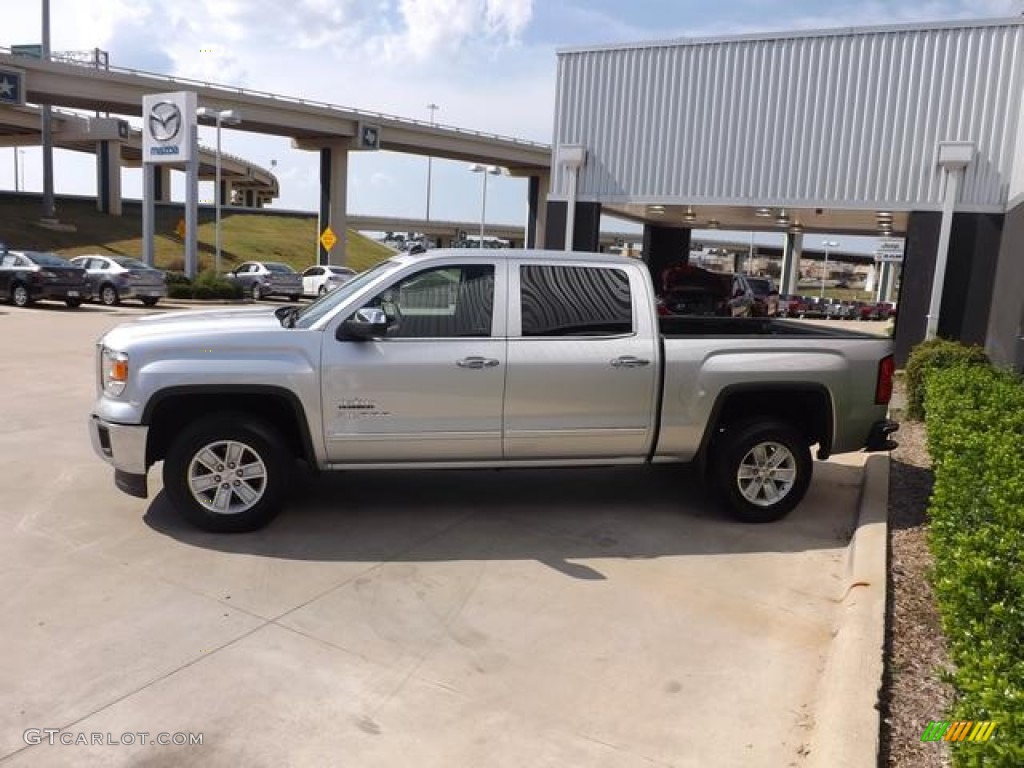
[144, 461, 865, 569]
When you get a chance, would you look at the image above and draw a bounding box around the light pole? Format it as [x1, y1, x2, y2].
[40, 0, 57, 223]
[469, 164, 502, 248]
[820, 239, 839, 299]
[197, 107, 241, 275]
[13, 148, 20, 191]
[425, 103, 438, 220]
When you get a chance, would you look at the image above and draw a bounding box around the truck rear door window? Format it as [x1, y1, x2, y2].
[519, 265, 632, 336]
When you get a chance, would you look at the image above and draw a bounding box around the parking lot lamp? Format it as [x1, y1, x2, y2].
[820, 240, 839, 299]
[196, 108, 241, 275]
[469, 164, 502, 248]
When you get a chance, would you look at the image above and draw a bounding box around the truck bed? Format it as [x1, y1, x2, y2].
[659, 316, 883, 339]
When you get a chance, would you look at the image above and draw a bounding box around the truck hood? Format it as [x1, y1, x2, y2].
[101, 306, 288, 348]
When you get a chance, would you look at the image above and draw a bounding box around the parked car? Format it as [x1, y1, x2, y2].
[874, 301, 898, 320]
[658, 264, 737, 316]
[225, 261, 303, 301]
[743, 275, 780, 317]
[89, 248, 898, 533]
[658, 266, 774, 317]
[301, 265, 357, 297]
[69, 255, 168, 307]
[778, 294, 807, 318]
[822, 299, 849, 319]
[799, 297, 828, 318]
[0, 250, 89, 308]
[860, 301, 897, 321]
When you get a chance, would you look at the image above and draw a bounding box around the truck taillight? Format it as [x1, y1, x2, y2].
[876, 355, 894, 405]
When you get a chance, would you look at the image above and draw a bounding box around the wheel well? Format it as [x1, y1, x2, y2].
[704, 386, 833, 458]
[146, 391, 315, 467]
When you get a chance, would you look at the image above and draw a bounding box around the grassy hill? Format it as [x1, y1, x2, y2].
[0, 194, 395, 273]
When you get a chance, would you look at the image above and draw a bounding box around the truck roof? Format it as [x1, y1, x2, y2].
[390, 248, 640, 268]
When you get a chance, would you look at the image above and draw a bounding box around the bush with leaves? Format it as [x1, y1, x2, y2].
[925, 364, 1024, 766]
[165, 270, 242, 300]
[905, 338, 990, 420]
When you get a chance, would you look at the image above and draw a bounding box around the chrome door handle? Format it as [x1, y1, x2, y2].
[457, 356, 500, 369]
[611, 356, 650, 368]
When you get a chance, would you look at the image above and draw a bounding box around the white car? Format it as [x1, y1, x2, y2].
[301, 265, 357, 297]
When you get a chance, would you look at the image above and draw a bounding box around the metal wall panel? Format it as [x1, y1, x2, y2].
[552, 20, 1024, 211]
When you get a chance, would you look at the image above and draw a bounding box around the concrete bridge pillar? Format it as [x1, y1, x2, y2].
[781, 230, 803, 295]
[318, 145, 349, 266]
[96, 140, 123, 215]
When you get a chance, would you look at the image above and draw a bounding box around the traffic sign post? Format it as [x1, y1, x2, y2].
[320, 226, 338, 252]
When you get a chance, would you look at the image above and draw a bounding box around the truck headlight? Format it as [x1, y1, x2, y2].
[101, 347, 129, 396]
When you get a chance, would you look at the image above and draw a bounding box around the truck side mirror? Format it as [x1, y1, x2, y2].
[337, 307, 388, 341]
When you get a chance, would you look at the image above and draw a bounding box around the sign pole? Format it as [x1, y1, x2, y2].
[142, 164, 155, 267]
[185, 123, 199, 277]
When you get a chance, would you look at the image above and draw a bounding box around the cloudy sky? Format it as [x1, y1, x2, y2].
[3, 0, 1024, 238]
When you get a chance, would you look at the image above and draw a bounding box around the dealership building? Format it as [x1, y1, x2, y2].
[541, 17, 1024, 367]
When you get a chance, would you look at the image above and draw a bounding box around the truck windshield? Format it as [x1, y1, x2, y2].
[292, 260, 398, 329]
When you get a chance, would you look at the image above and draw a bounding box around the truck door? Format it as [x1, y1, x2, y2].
[321, 260, 506, 462]
[504, 263, 659, 460]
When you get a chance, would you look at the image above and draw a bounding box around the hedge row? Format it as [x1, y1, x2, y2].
[924, 362, 1024, 766]
[165, 271, 243, 300]
[905, 338, 990, 420]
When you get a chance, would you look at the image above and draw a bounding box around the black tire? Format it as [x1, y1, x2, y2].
[251, 284, 262, 301]
[65, 298, 83, 308]
[318, 285, 327, 297]
[288, 294, 300, 302]
[99, 283, 120, 306]
[140, 297, 160, 307]
[11, 283, 32, 307]
[163, 415, 291, 532]
[711, 420, 812, 523]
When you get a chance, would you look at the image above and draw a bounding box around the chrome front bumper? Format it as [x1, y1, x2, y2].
[89, 416, 149, 475]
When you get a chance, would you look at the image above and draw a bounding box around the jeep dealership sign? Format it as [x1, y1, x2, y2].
[142, 91, 196, 163]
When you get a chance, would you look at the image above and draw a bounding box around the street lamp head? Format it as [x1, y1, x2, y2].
[469, 163, 503, 175]
[197, 107, 242, 124]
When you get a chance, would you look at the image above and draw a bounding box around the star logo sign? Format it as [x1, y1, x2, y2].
[148, 101, 182, 142]
[0, 74, 20, 102]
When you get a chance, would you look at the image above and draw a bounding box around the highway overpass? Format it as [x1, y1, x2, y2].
[0, 104, 279, 212]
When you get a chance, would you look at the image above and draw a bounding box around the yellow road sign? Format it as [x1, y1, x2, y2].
[175, 218, 186, 238]
[320, 226, 337, 251]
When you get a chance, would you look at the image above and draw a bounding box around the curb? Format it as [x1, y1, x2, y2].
[807, 453, 889, 768]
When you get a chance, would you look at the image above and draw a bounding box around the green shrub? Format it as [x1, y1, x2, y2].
[165, 270, 242, 300]
[925, 364, 1024, 767]
[164, 271, 191, 286]
[905, 338, 990, 420]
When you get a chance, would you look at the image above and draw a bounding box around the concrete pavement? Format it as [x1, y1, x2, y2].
[1, 301, 881, 767]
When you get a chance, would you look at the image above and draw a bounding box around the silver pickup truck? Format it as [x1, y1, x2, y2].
[89, 249, 897, 532]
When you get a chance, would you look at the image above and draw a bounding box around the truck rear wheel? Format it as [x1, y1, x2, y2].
[712, 420, 812, 523]
[163, 415, 290, 532]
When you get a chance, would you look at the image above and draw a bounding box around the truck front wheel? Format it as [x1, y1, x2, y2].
[163, 415, 290, 532]
[712, 420, 812, 523]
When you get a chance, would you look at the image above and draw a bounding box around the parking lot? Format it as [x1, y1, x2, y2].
[1, 301, 873, 767]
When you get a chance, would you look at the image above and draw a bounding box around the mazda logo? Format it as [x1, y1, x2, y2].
[148, 101, 182, 142]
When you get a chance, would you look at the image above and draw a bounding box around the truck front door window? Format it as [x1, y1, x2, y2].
[363, 264, 494, 339]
